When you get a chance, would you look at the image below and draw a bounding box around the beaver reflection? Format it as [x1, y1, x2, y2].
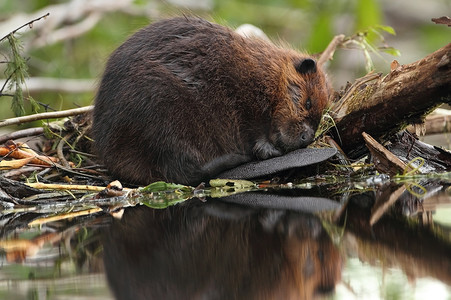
[103, 200, 341, 300]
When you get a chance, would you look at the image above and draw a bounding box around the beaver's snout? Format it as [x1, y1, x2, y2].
[299, 124, 315, 147]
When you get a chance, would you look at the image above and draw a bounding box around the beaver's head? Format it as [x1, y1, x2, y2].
[270, 57, 329, 152]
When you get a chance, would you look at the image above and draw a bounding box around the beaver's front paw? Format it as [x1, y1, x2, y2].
[253, 138, 282, 160]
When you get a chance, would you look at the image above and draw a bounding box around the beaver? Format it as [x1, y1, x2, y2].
[93, 17, 329, 186]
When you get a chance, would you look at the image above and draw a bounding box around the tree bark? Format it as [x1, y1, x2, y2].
[330, 43, 451, 158]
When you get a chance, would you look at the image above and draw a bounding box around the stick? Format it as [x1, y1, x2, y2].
[0, 127, 45, 144]
[318, 34, 345, 67]
[0, 105, 93, 127]
[25, 182, 132, 192]
[25, 182, 107, 192]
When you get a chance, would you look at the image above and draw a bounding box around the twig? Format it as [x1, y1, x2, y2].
[318, 34, 345, 67]
[25, 182, 131, 192]
[0, 69, 15, 93]
[0, 105, 93, 127]
[0, 127, 45, 144]
[2, 166, 44, 179]
[0, 13, 50, 42]
[53, 162, 107, 180]
[33, 12, 101, 48]
[0, 0, 138, 51]
[26, 182, 106, 192]
[68, 149, 97, 158]
[57, 133, 74, 168]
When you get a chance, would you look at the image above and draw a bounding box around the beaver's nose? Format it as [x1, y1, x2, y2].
[299, 125, 315, 147]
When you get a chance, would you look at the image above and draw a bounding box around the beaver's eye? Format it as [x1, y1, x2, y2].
[288, 84, 301, 105]
[306, 98, 312, 110]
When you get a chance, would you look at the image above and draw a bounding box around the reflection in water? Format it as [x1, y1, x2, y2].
[2, 179, 451, 298]
[102, 199, 342, 300]
[335, 183, 451, 297]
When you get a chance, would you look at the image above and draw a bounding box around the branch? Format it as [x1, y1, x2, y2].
[406, 108, 451, 135]
[330, 43, 451, 158]
[32, 12, 102, 49]
[0, 106, 94, 128]
[0, 13, 49, 42]
[0, 0, 137, 50]
[318, 34, 345, 67]
[0, 77, 95, 93]
[0, 127, 45, 144]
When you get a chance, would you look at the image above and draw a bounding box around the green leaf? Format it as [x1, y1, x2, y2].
[4, 34, 29, 117]
[28, 95, 40, 114]
[380, 47, 401, 57]
[356, 0, 382, 43]
[375, 24, 396, 36]
[11, 88, 25, 117]
[141, 181, 193, 193]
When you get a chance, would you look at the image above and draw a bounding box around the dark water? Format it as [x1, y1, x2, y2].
[1, 178, 451, 300]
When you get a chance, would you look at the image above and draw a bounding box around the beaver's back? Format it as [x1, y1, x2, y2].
[93, 17, 329, 185]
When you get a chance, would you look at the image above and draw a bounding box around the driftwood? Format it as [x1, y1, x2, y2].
[362, 131, 409, 176]
[330, 43, 451, 158]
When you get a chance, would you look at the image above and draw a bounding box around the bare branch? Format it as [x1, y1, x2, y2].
[0, 13, 49, 42]
[0, 106, 93, 128]
[32, 12, 102, 49]
[0, 127, 45, 144]
[0, 0, 135, 50]
[0, 77, 95, 93]
[318, 34, 345, 67]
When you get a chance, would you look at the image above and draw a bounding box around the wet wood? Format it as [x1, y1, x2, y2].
[0, 176, 46, 198]
[387, 130, 451, 171]
[330, 43, 451, 158]
[362, 132, 408, 176]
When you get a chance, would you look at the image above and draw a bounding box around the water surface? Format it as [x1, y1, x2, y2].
[1, 176, 450, 299]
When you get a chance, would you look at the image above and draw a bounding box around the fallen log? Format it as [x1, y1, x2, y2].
[406, 108, 451, 135]
[330, 43, 451, 158]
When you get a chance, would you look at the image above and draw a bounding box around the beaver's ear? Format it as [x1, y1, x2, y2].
[295, 58, 317, 74]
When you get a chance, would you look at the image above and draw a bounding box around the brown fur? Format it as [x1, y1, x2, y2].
[93, 17, 329, 185]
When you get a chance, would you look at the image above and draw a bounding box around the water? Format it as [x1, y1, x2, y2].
[1, 177, 450, 300]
